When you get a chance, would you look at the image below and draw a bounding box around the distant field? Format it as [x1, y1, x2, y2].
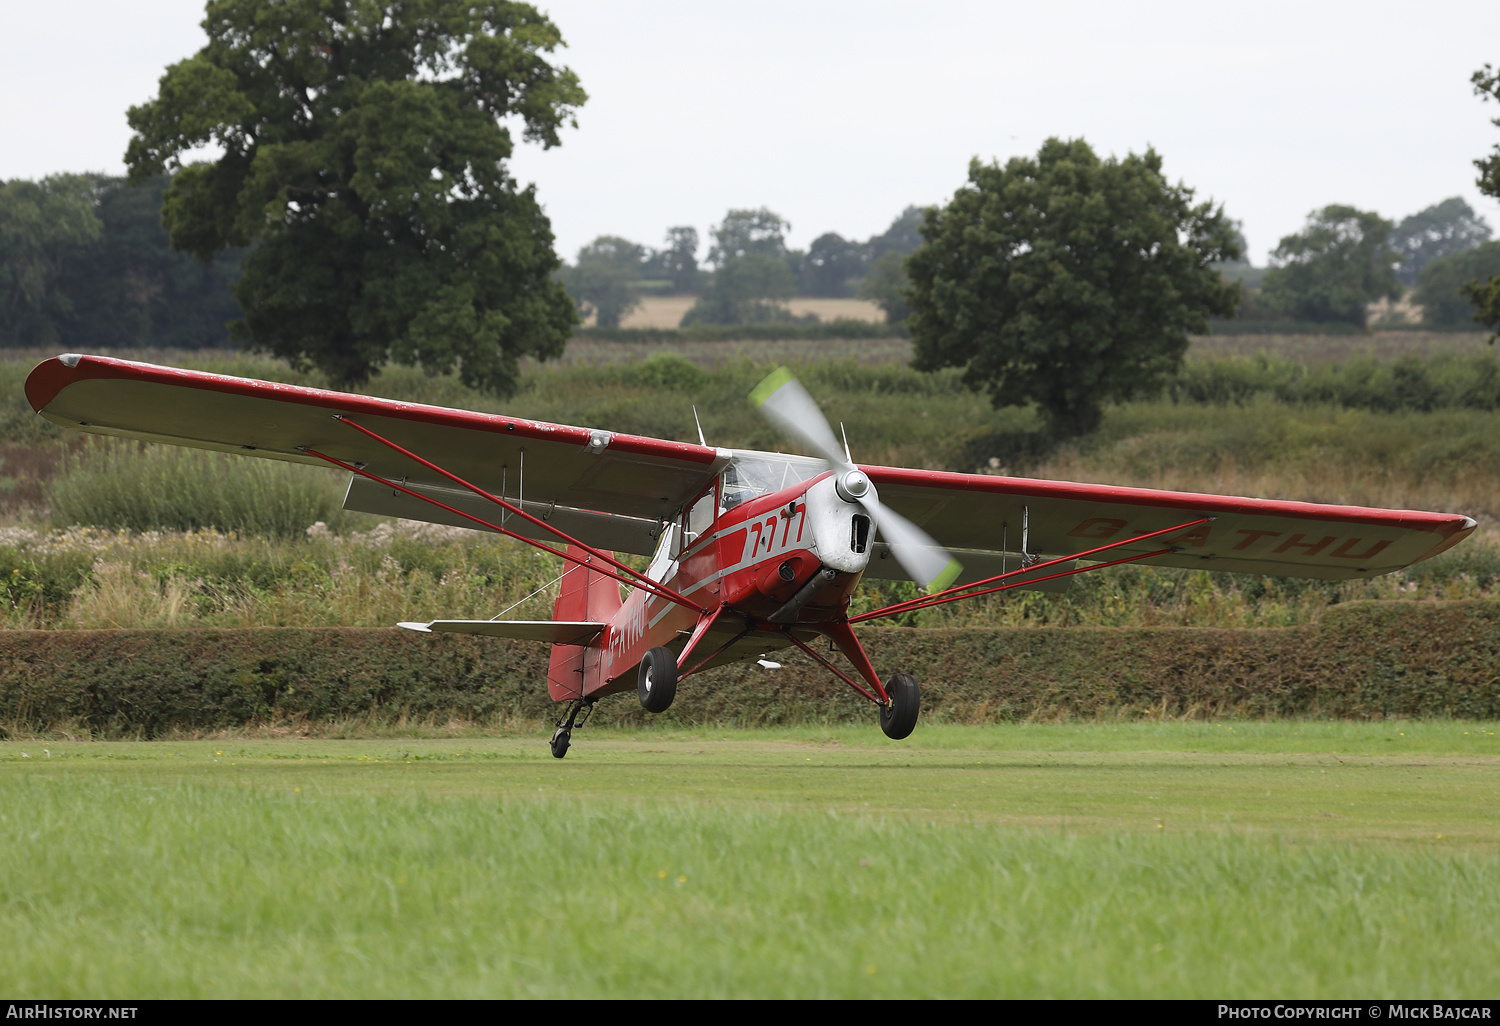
[587, 295, 887, 329]
[2, 723, 1496, 998]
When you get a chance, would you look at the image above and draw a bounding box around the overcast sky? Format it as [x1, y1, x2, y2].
[4, 1, 1499, 265]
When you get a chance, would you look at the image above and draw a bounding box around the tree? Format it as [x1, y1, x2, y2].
[0, 175, 101, 347]
[865, 205, 926, 261]
[906, 138, 1239, 438]
[656, 226, 700, 294]
[124, 0, 586, 393]
[1259, 206, 1401, 326]
[800, 232, 864, 297]
[1467, 64, 1500, 340]
[846, 205, 930, 323]
[706, 208, 790, 266]
[0, 174, 246, 349]
[1211, 223, 1267, 306]
[54, 175, 245, 350]
[682, 208, 798, 325]
[1390, 198, 1492, 286]
[1413, 241, 1500, 328]
[857, 250, 911, 325]
[679, 253, 796, 326]
[562, 235, 645, 328]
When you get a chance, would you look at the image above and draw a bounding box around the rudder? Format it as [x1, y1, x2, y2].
[546, 546, 624, 701]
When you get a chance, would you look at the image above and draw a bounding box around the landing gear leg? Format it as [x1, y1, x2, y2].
[550, 698, 587, 759]
[786, 622, 924, 741]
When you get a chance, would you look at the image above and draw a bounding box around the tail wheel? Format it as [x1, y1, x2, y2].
[879, 673, 920, 740]
[638, 646, 679, 713]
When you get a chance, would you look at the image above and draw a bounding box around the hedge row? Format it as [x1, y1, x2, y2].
[2, 601, 1498, 736]
[1206, 319, 1368, 336]
[572, 319, 907, 343]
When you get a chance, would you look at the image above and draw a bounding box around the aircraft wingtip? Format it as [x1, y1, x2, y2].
[396, 621, 432, 633]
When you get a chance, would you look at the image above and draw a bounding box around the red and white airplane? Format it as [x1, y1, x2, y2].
[26, 354, 1476, 756]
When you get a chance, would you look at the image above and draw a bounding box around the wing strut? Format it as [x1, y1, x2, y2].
[301, 440, 709, 616]
[781, 627, 887, 705]
[849, 516, 1213, 624]
[328, 415, 706, 611]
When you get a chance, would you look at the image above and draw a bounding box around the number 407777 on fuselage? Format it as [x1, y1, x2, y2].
[25, 357, 1476, 757]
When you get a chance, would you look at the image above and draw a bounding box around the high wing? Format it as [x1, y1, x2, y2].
[26, 354, 730, 556]
[864, 466, 1475, 581]
[26, 354, 1476, 581]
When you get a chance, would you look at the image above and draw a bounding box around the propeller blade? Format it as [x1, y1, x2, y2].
[749, 367, 849, 470]
[750, 366, 962, 593]
[860, 491, 963, 594]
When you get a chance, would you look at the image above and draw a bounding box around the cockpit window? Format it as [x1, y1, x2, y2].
[719, 453, 823, 513]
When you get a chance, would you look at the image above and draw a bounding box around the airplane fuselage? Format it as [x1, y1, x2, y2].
[578, 462, 875, 700]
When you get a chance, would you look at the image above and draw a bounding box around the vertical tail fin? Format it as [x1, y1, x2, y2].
[546, 546, 624, 701]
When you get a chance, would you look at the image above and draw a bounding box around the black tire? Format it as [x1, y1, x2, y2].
[879, 673, 920, 740]
[638, 646, 679, 713]
[549, 729, 571, 759]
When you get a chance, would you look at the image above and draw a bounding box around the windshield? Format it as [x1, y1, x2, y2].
[719, 452, 824, 513]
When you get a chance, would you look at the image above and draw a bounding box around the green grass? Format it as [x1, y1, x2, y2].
[2, 723, 1497, 998]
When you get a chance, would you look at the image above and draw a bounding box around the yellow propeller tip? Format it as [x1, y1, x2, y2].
[749, 366, 795, 407]
[925, 558, 963, 595]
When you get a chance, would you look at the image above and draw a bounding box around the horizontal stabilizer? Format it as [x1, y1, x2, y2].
[398, 620, 604, 645]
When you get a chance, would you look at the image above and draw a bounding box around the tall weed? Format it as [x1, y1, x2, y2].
[0, 520, 1494, 632]
[0, 522, 566, 629]
[45, 439, 360, 539]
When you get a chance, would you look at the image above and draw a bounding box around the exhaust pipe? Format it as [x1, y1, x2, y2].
[768, 567, 838, 624]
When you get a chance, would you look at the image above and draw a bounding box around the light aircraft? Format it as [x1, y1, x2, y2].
[26, 355, 1477, 757]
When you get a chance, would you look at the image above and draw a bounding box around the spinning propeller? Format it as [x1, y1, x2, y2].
[750, 367, 961, 593]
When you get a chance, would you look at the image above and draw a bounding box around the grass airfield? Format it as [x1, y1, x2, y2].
[3, 722, 1498, 998]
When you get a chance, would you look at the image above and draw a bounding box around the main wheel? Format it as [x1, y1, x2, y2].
[879, 673, 920, 740]
[638, 646, 679, 713]
[549, 728, 571, 759]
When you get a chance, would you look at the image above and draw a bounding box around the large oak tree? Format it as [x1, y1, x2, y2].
[907, 138, 1240, 438]
[126, 0, 586, 393]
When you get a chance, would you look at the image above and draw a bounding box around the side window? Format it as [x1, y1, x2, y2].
[680, 486, 716, 552]
[720, 466, 752, 514]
